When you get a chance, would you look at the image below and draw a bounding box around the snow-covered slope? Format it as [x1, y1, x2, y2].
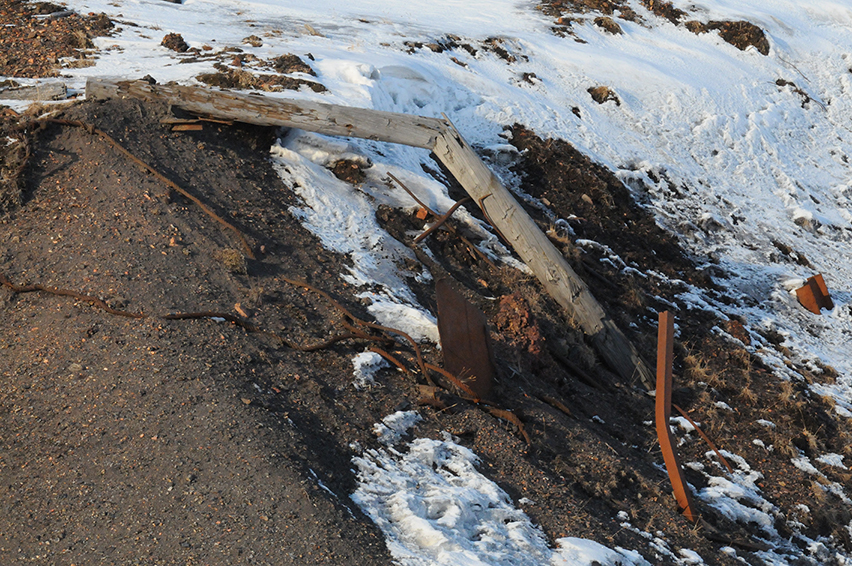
[13, 0, 852, 563]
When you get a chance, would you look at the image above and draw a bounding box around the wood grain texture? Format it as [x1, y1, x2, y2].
[86, 78, 444, 149]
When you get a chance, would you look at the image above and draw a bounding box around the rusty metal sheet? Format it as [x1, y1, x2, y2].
[796, 273, 833, 315]
[436, 278, 495, 400]
[655, 311, 699, 523]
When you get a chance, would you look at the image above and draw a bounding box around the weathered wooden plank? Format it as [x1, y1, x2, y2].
[86, 78, 444, 149]
[86, 78, 653, 386]
[0, 82, 67, 101]
[433, 120, 654, 387]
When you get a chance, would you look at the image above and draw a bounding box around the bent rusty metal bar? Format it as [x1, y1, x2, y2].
[795, 273, 834, 315]
[656, 311, 699, 523]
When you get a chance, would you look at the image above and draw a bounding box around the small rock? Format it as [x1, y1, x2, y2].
[242, 35, 263, 48]
[161, 32, 189, 53]
[594, 16, 623, 35]
[68, 363, 83, 374]
[588, 85, 620, 106]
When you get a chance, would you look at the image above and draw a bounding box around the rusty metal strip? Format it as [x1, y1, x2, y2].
[672, 403, 733, 474]
[795, 273, 833, 314]
[369, 346, 410, 374]
[538, 394, 573, 418]
[656, 311, 699, 523]
[435, 278, 495, 399]
[425, 362, 480, 402]
[0, 272, 146, 318]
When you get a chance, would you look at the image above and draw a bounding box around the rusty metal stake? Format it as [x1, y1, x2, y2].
[656, 311, 699, 523]
[795, 273, 833, 315]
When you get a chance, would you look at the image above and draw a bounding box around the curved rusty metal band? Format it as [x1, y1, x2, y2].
[655, 311, 699, 523]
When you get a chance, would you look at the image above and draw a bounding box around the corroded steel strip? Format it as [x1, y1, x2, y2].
[655, 311, 699, 523]
[796, 273, 834, 314]
[436, 278, 495, 400]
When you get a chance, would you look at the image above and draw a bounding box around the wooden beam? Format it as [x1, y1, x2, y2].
[86, 78, 443, 149]
[85, 78, 653, 386]
[1, 82, 67, 101]
[432, 121, 653, 387]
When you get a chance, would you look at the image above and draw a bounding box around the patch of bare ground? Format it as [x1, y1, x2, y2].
[503, 124, 852, 561]
[540, 0, 770, 55]
[0, 0, 114, 77]
[0, 62, 847, 566]
[196, 58, 327, 93]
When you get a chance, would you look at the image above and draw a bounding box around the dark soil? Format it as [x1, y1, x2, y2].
[0, 0, 114, 77]
[587, 85, 620, 105]
[706, 20, 771, 56]
[161, 32, 189, 53]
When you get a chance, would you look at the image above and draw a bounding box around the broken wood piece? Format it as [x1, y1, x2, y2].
[433, 119, 654, 389]
[172, 123, 203, 131]
[413, 197, 471, 244]
[387, 173, 495, 268]
[86, 78, 653, 388]
[0, 82, 67, 101]
[655, 311, 699, 523]
[795, 273, 833, 314]
[435, 278, 495, 400]
[33, 9, 75, 19]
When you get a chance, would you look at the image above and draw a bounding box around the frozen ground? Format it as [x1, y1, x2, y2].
[8, 0, 852, 564]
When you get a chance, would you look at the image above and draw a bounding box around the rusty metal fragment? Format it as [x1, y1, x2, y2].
[795, 273, 833, 314]
[655, 311, 699, 523]
[436, 278, 495, 400]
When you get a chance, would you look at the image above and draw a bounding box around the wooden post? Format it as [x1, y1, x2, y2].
[432, 121, 653, 387]
[85, 79, 444, 149]
[85, 78, 653, 386]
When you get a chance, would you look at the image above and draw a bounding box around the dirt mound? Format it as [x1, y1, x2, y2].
[196, 60, 327, 93]
[0, 1, 114, 77]
[1, 96, 850, 565]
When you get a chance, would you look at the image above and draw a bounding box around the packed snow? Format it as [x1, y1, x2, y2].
[353, 412, 650, 566]
[8, 0, 852, 563]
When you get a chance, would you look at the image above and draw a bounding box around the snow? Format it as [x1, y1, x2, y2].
[817, 453, 847, 469]
[372, 410, 422, 446]
[351, 351, 388, 389]
[354, 413, 647, 566]
[18, 0, 852, 562]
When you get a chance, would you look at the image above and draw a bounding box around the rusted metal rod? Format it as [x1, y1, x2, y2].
[655, 311, 699, 523]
